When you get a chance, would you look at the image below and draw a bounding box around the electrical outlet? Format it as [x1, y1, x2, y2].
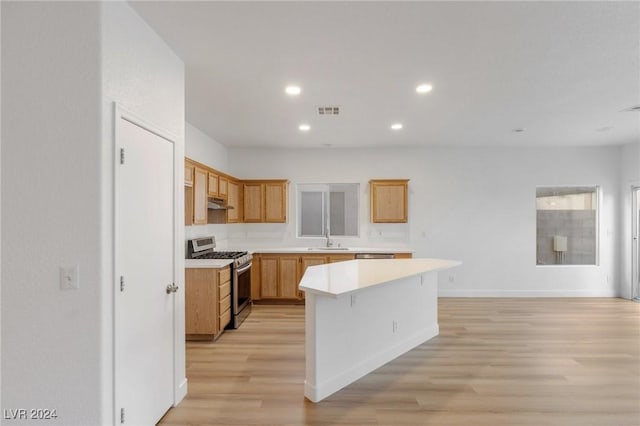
[60, 266, 79, 290]
[448, 275, 455, 283]
[392, 320, 398, 333]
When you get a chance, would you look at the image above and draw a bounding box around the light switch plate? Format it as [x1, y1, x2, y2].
[60, 266, 79, 290]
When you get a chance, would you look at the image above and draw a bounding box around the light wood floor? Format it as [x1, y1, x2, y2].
[159, 298, 640, 426]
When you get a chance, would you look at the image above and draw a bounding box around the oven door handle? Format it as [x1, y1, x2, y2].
[236, 262, 252, 274]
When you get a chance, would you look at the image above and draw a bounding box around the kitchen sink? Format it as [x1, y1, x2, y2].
[307, 247, 350, 251]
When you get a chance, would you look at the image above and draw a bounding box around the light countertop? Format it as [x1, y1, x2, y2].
[299, 258, 461, 297]
[185, 259, 234, 269]
[248, 247, 414, 254]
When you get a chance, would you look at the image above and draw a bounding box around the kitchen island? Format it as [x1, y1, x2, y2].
[299, 258, 461, 403]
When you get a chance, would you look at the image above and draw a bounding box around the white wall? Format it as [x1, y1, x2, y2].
[184, 123, 230, 244]
[228, 146, 621, 296]
[101, 1, 186, 423]
[619, 141, 640, 298]
[1, 2, 104, 424]
[1, 1, 185, 425]
[185, 122, 228, 170]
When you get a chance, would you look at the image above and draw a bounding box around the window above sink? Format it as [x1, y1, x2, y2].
[296, 183, 359, 238]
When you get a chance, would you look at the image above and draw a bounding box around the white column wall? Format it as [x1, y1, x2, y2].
[101, 1, 185, 423]
[1, 1, 185, 425]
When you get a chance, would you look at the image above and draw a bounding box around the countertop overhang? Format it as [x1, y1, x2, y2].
[299, 258, 462, 297]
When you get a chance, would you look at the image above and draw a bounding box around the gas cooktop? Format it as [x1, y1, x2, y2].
[193, 251, 247, 260]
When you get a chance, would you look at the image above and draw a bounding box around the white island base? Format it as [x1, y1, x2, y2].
[300, 258, 461, 403]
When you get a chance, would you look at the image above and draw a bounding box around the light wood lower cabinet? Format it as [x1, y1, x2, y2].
[255, 254, 302, 300]
[185, 266, 231, 341]
[393, 252, 413, 259]
[253, 253, 356, 302]
[258, 256, 279, 298]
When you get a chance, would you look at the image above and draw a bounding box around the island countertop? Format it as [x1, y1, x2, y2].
[299, 258, 462, 298]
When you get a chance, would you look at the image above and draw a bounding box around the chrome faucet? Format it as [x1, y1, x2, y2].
[325, 228, 333, 248]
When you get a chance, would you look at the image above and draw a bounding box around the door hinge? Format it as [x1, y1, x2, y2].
[120, 276, 125, 292]
[120, 407, 125, 424]
[120, 148, 125, 165]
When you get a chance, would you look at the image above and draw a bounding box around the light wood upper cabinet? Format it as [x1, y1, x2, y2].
[243, 183, 263, 222]
[243, 180, 288, 223]
[185, 161, 195, 187]
[226, 180, 241, 223]
[218, 176, 228, 199]
[264, 182, 287, 222]
[370, 179, 409, 223]
[184, 157, 287, 225]
[207, 172, 219, 197]
[193, 167, 208, 225]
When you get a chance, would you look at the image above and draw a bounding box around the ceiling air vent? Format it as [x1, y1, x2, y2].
[622, 105, 640, 112]
[317, 106, 340, 116]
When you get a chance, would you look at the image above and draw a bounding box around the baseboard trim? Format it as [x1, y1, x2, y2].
[175, 377, 188, 405]
[304, 324, 439, 403]
[438, 289, 619, 297]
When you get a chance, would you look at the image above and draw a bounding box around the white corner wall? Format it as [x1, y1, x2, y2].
[2, 1, 185, 425]
[101, 1, 185, 424]
[184, 123, 230, 243]
[228, 146, 621, 297]
[619, 141, 640, 298]
[1, 2, 104, 424]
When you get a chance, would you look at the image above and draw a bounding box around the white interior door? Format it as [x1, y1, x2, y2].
[115, 115, 175, 425]
[633, 188, 640, 300]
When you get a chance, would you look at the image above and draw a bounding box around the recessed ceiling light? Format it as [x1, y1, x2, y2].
[299, 124, 310, 131]
[391, 123, 403, 130]
[416, 84, 433, 94]
[285, 85, 301, 96]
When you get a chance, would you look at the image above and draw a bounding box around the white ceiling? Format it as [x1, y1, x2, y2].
[130, 1, 640, 148]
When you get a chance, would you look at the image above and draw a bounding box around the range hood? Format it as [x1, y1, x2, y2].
[207, 197, 234, 210]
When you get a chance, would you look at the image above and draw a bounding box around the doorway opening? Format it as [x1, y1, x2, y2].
[633, 187, 640, 302]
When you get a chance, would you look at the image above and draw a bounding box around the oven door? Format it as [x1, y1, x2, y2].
[234, 262, 252, 313]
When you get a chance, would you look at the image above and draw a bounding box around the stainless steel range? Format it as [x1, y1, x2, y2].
[187, 237, 252, 329]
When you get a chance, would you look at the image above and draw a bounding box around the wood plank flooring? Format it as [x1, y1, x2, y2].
[159, 298, 640, 426]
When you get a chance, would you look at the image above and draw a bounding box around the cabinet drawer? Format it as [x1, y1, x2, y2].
[219, 281, 230, 299]
[218, 267, 231, 284]
[219, 294, 231, 313]
[219, 308, 231, 330]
